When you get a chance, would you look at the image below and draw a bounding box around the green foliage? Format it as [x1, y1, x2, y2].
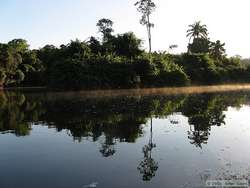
[186, 21, 208, 42]
[15, 70, 25, 83]
[97, 18, 114, 41]
[220, 56, 247, 81]
[109, 32, 143, 58]
[135, 0, 156, 26]
[135, 0, 156, 53]
[176, 52, 250, 84]
[37, 45, 59, 67]
[188, 38, 210, 54]
[0, 43, 22, 85]
[180, 53, 219, 83]
[48, 60, 86, 89]
[87, 36, 103, 54]
[60, 39, 91, 60]
[186, 22, 211, 54]
[0, 19, 249, 90]
[149, 54, 190, 86]
[209, 40, 226, 61]
[0, 39, 42, 87]
[46, 51, 189, 89]
[8, 39, 29, 53]
[133, 54, 189, 87]
[183, 21, 249, 83]
[48, 57, 138, 89]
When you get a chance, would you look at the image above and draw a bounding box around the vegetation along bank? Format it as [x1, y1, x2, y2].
[0, 1, 250, 90]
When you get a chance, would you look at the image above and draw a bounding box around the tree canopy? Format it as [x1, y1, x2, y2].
[97, 18, 114, 42]
[0, 18, 249, 90]
[187, 21, 208, 42]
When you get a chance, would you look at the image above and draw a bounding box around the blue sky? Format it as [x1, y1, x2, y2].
[1, 0, 249, 57]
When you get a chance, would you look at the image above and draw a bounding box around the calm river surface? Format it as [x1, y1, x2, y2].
[1, 89, 250, 188]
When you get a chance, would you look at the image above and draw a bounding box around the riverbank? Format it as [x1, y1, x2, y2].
[3, 84, 250, 98]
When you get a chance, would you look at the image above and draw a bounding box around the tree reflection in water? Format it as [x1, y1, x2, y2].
[138, 118, 158, 181]
[0, 90, 248, 183]
[188, 125, 210, 148]
[99, 135, 116, 157]
[0, 90, 247, 151]
[0, 92, 45, 136]
[181, 94, 242, 148]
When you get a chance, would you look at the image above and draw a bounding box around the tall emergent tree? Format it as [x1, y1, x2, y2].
[96, 18, 114, 42]
[135, 0, 156, 53]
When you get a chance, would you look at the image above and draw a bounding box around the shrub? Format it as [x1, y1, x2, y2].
[48, 60, 86, 89]
[48, 57, 138, 89]
[134, 54, 189, 87]
[181, 53, 220, 83]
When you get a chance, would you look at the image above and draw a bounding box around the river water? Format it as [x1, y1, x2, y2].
[1, 89, 250, 188]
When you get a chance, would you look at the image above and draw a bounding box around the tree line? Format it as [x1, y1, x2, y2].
[0, 0, 249, 89]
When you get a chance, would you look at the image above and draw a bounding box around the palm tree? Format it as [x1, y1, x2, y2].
[186, 21, 208, 42]
[209, 40, 226, 60]
[188, 129, 209, 148]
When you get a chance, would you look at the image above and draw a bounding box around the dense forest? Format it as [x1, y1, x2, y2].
[0, 1, 249, 89]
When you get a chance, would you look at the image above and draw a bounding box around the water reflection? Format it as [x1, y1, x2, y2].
[0, 92, 44, 136]
[138, 119, 158, 181]
[182, 94, 244, 148]
[0, 90, 249, 185]
[0, 91, 247, 147]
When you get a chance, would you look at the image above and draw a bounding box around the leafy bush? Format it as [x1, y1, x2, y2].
[48, 60, 85, 89]
[134, 54, 189, 87]
[47, 53, 190, 90]
[48, 57, 138, 89]
[180, 53, 220, 83]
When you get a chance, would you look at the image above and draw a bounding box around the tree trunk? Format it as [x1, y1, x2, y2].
[147, 14, 152, 54]
[0, 83, 3, 90]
